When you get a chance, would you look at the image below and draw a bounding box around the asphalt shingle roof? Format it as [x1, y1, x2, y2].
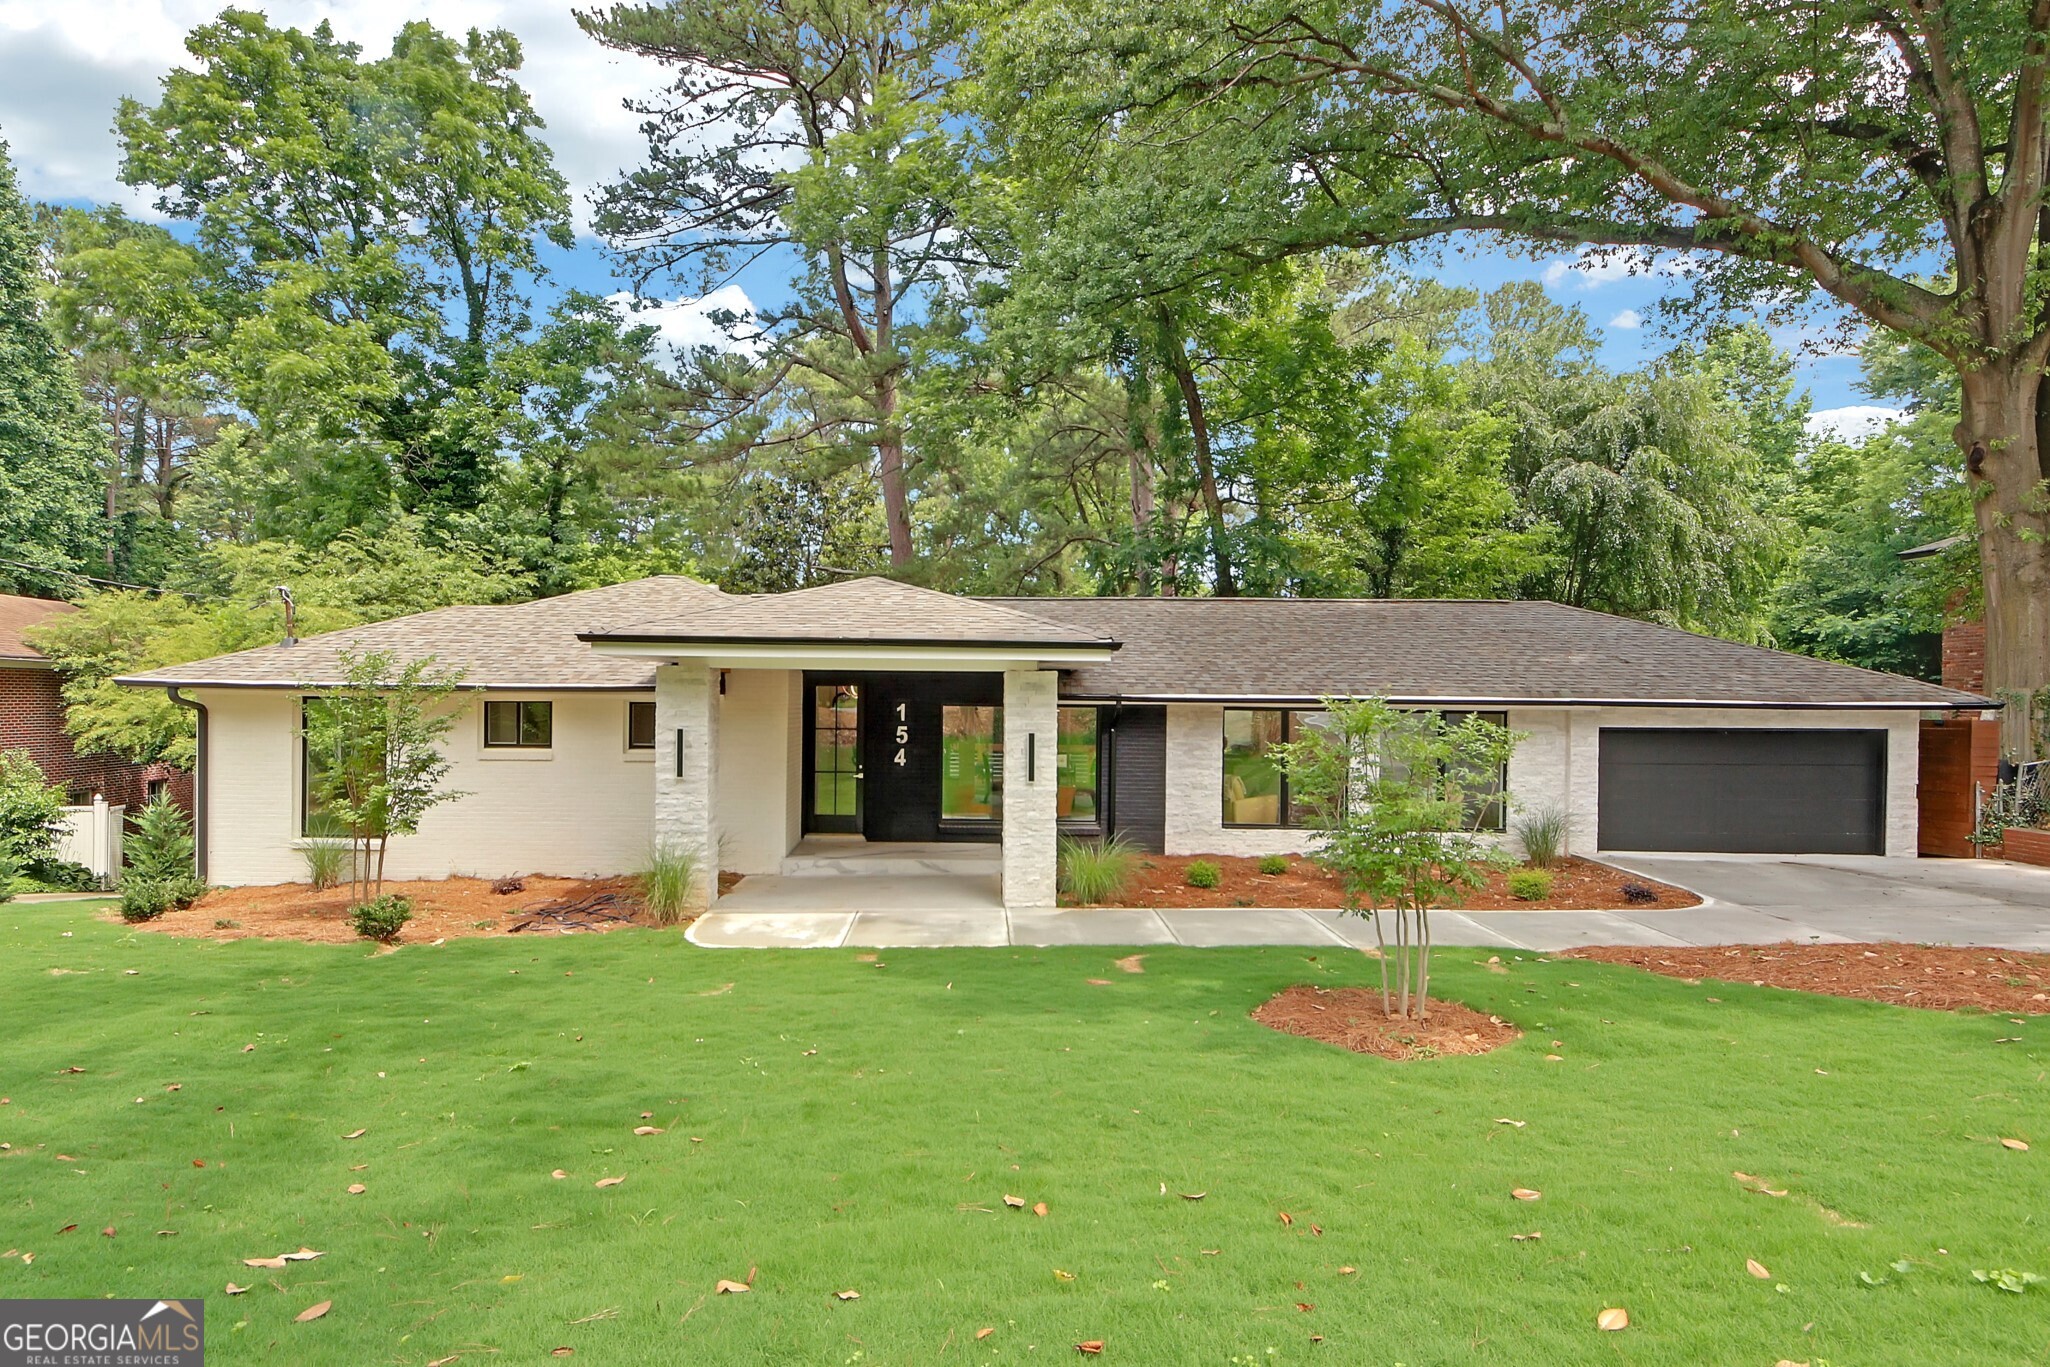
[0, 593, 75, 661]
[118, 576, 1987, 709]
[118, 577, 729, 690]
[981, 597, 1989, 709]
[586, 577, 1117, 649]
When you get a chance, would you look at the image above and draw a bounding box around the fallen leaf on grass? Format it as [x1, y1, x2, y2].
[56, 1225, 76, 1235]
[1033, 1202, 1048, 1218]
[550, 1349, 574, 1358]
[1495, 1118, 1526, 1128]
[192, 1159, 206, 1168]
[1747, 1259, 1772, 1279]
[1511, 1233, 1541, 1242]
[342, 1129, 366, 1140]
[284, 1247, 324, 1262]
[1053, 1269, 1076, 1282]
[55, 1155, 77, 1163]
[347, 1184, 366, 1195]
[1278, 1211, 1294, 1225]
[241, 1045, 255, 1053]
[1596, 1307, 1629, 1331]
[633, 1126, 663, 1136]
[59, 1065, 85, 1074]
[427, 1357, 460, 1366]
[165, 1084, 181, 1092]
[243, 1256, 287, 1269]
[551, 1170, 568, 1180]
[1295, 1301, 1314, 1313]
[1179, 1191, 1206, 1201]
[2001, 1138, 2030, 1151]
[834, 1290, 860, 1301]
[976, 1327, 995, 1340]
[224, 1283, 247, 1295]
[698, 983, 735, 997]
[714, 1280, 749, 1295]
[1084, 978, 1112, 986]
[1075, 1341, 1104, 1355]
[1511, 1188, 1542, 1201]
[295, 1301, 331, 1323]
[1337, 1266, 1357, 1274]
[1003, 1195, 1026, 1208]
[1113, 955, 1146, 974]
[594, 1176, 625, 1189]
[101, 1227, 115, 1238]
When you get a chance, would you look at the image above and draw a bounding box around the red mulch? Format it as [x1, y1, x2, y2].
[1564, 942, 2050, 1015]
[1096, 853, 1697, 911]
[1251, 984, 1523, 1060]
[128, 875, 654, 945]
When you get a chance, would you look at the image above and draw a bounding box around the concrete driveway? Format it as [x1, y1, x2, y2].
[686, 855, 2050, 951]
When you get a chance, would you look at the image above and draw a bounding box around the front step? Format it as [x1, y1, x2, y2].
[780, 841, 1001, 878]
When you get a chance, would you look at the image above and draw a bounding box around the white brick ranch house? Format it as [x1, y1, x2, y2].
[120, 575, 1990, 909]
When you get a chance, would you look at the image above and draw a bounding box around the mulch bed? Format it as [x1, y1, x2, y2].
[128, 875, 655, 945]
[1565, 943, 2050, 1016]
[1252, 984, 1523, 1060]
[1096, 853, 1697, 911]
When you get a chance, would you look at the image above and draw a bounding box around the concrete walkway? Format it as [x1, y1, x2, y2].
[686, 854, 2050, 951]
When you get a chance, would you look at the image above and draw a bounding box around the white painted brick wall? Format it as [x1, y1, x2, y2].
[1002, 669, 1060, 907]
[1163, 704, 1317, 857]
[197, 687, 657, 886]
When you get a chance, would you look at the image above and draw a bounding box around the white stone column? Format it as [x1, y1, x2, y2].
[655, 663, 719, 909]
[1001, 668, 1060, 908]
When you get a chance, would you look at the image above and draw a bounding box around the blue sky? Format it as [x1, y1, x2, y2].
[1, 0, 1895, 439]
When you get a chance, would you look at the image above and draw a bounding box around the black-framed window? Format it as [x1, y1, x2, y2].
[485, 699, 553, 749]
[300, 698, 344, 838]
[1221, 708, 1508, 830]
[627, 700, 656, 750]
[1057, 706, 1101, 827]
[1222, 709, 1326, 827]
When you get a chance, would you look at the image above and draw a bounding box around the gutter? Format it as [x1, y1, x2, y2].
[166, 687, 207, 882]
[1055, 693, 1999, 712]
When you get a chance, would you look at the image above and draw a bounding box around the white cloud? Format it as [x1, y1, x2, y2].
[1607, 308, 1643, 329]
[1805, 404, 1903, 442]
[1541, 246, 1700, 290]
[0, 0, 678, 231]
[606, 285, 762, 357]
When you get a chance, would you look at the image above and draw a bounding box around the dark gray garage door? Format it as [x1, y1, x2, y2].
[1598, 728, 1886, 854]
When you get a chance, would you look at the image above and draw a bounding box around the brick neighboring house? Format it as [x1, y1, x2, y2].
[0, 593, 192, 810]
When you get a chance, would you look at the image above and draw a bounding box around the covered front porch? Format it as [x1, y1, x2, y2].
[578, 577, 1123, 912]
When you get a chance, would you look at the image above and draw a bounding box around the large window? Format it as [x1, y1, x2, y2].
[485, 699, 552, 749]
[1222, 709, 1319, 827]
[941, 705, 1002, 821]
[1056, 707, 1100, 824]
[1221, 708, 1507, 830]
[301, 699, 340, 838]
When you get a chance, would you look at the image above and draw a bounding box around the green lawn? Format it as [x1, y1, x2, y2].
[3, 902, 2047, 1365]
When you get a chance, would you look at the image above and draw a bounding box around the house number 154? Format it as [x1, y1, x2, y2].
[894, 702, 909, 766]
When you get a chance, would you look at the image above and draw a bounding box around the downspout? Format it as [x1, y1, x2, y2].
[166, 687, 207, 882]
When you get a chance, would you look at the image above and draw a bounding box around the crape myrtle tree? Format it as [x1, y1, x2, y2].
[1276, 701, 1518, 1022]
[577, 0, 974, 567]
[300, 649, 467, 905]
[978, 0, 2050, 752]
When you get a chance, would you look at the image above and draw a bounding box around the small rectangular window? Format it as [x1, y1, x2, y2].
[485, 699, 552, 748]
[627, 700, 656, 750]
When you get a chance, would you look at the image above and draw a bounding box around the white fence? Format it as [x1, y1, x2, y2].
[57, 798, 124, 886]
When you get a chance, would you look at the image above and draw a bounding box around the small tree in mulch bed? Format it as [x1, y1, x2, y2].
[1276, 699, 1519, 1022]
[301, 650, 468, 906]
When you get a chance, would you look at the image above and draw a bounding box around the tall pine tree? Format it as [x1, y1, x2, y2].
[0, 137, 102, 592]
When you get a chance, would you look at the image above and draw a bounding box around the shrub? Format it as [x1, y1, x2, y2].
[0, 749, 69, 877]
[120, 875, 206, 923]
[639, 842, 700, 925]
[125, 793, 195, 885]
[350, 894, 414, 942]
[1058, 833, 1139, 904]
[1620, 881, 1659, 905]
[1506, 868, 1554, 902]
[1256, 854, 1290, 876]
[32, 860, 98, 891]
[1185, 859, 1222, 889]
[0, 852, 15, 903]
[1512, 804, 1568, 870]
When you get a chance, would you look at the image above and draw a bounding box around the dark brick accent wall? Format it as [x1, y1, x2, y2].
[0, 665, 194, 811]
[1942, 621, 1986, 695]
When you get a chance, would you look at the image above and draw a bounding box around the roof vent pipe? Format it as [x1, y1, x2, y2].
[276, 585, 297, 645]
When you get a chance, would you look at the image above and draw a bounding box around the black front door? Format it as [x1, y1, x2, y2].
[807, 683, 862, 834]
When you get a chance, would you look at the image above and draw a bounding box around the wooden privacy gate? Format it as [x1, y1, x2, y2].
[1917, 717, 2001, 857]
